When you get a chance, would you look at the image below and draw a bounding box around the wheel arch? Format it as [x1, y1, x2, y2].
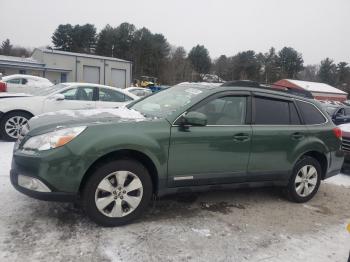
[297, 151, 328, 179]
[79, 149, 159, 195]
[1, 109, 34, 119]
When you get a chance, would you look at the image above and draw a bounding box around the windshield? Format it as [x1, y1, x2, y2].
[32, 83, 69, 96]
[130, 85, 208, 117]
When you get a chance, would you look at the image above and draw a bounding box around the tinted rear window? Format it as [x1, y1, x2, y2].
[254, 97, 290, 125]
[296, 101, 326, 125]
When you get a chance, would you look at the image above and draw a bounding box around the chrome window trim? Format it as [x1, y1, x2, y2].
[171, 96, 328, 128]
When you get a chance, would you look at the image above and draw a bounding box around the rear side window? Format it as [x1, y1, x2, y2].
[296, 101, 326, 125]
[254, 97, 290, 125]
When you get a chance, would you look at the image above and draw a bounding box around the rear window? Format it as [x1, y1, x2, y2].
[254, 97, 300, 125]
[296, 101, 326, 125]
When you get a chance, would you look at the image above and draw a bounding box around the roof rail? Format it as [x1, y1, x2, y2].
[221, 80, 314, 99]
[221, 80, 260, 88]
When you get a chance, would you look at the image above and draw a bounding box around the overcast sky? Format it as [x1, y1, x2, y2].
[1, 0, 349, 64]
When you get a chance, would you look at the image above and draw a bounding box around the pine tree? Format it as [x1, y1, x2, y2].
[188, 45, 211, 74]
[277, 47, 304, 78]
[1, 39, 12, 55]
[318, 58, 337, 85]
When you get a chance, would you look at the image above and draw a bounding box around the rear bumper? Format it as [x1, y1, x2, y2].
[324, 150, 344, 179]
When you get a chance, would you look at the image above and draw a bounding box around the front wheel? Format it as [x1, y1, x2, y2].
[0, 111, 31, 141]
[284, 156, 321, 203]
[82, 159, 153, 226]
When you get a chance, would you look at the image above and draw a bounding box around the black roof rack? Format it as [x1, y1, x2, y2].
[221, 80, 314, 99]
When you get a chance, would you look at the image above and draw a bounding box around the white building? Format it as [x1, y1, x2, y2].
[0, 48, 132, 88]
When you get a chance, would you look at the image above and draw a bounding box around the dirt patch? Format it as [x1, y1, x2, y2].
[199, 201, 246, 214]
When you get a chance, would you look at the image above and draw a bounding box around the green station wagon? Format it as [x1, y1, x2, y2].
[10, 81, 344, 226]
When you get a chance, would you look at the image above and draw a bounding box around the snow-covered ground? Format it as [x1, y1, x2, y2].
[0, 141, 349, 262]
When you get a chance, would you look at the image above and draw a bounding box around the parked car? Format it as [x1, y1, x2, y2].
[0, 83, 139, 140]
[323, 105, 350, 125]
[10, 82, 343, 226]
[0, 73, 7, 92]
[124, 87, 153, 98]
[339, 123, 350, 171]
[1, 74, 53, 94]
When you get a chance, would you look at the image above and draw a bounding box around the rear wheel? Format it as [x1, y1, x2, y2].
[82, 159, 153, 226]
[284, 156, 321, 203]
[0, 111, 31, 141]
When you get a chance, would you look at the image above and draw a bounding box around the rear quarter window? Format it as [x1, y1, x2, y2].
[296, 101, 327, 125]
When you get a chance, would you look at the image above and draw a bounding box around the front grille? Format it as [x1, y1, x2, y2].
[342, 138, 350, 152]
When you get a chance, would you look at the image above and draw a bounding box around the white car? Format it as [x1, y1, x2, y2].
[125, 87, 153, 98]
[0, 83, 139, 141]
[2, 74, 53, 94]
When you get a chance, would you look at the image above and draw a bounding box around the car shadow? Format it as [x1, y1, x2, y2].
[31, 187, 282, 227]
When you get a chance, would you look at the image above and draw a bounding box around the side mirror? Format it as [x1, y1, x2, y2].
[51, 94, 65, 101]
[182, 111, 207, 126]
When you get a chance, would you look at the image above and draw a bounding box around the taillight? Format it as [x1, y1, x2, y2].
[0, 82, 6, 92]
[333, 127, 342, 139]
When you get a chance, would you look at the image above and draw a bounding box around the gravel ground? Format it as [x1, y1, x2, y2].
[0, 141, 349, 262]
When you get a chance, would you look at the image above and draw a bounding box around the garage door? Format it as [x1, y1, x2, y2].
[83, 66, 100, 84]
[111, 69, 126, 88]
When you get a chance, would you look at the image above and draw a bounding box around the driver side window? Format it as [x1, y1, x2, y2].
[191, 96, 247, 125]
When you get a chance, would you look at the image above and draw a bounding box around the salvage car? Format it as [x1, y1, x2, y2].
[10, 81, 344, 226]
[323, 105, 350, 125]
[0, 83, 138, 140]
[1, 74, 53, 94]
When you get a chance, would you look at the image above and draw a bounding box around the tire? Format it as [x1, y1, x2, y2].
[284, 156, 322, 203]
[0, 111, 32, 141]
[82, 159, 153, 227]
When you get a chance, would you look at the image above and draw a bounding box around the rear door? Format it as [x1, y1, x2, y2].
[248, 93, 308, 181]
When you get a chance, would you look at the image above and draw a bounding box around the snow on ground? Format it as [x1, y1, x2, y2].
[0, 141, 349, 262]
[324, 174, 350, 187]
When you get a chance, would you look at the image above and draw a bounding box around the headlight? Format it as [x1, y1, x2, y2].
[23, 126, 86, 151]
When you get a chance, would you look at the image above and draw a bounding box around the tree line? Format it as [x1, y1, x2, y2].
[0, 39, 31, 57]
[1, 22, 350, 93]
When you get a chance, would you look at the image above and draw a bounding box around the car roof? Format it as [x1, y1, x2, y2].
[64, 82, 125, 90]
[2, 74, 51, 81]
[176, 81, 314, 102]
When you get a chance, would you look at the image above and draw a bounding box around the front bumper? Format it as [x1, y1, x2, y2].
[10, 168, 77, 202]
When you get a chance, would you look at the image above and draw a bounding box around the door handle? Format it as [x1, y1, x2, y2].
[233, 133, 250, 142]
[291, 132, 304, 140]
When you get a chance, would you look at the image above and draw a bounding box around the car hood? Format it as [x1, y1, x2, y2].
[27, 107, 147, 136]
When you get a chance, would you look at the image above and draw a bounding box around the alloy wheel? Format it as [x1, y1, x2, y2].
[294, 165, 318, 197]
[5, 116, 28, 139]
[94, 171, 143, 217]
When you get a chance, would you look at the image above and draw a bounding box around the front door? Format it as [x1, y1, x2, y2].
[42, 86, 96, 113]
[167, 92, 252, 187]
